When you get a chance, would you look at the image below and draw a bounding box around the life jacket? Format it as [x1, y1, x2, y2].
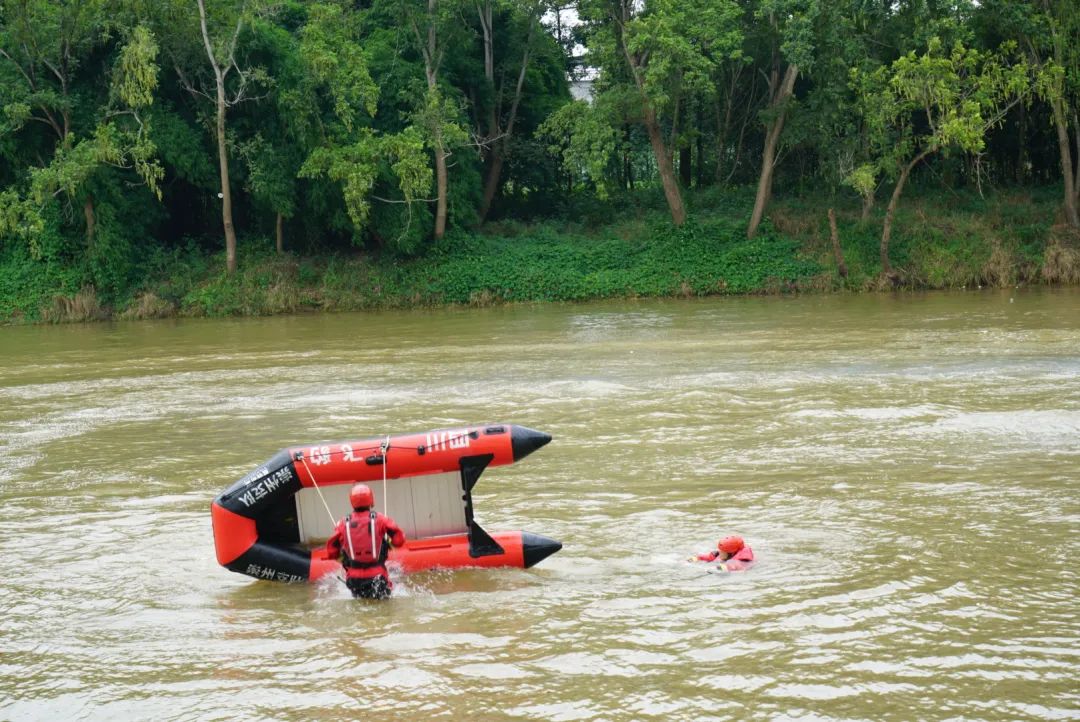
[732, 545, 754, 563]
[341, 511, 388, 570]
[721, 545, 755, 571]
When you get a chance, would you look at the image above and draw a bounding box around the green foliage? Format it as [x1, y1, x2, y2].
[0, 7, 163, 257]
[842, 163, 878, 205]
[292, 0, 437, 243]
[626, 0, 743, 112]
[0, 0, 1077, 323]
[114, 26, 160, 109]
[854, 38, 1032, 173]
[1, 185, 1071, 323]
[383, 126, 433, 208]
[299, 1, 379, 129]
[299, 135, 380, 230]
[148, 104, 215, 186]
[538, 101, 618, 197]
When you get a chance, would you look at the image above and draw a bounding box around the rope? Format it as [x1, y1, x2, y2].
[369, 509, 377, 563]
[296, 429, 474, 541]
[297, 453, 337, 528]
[380, 435, 391, 516]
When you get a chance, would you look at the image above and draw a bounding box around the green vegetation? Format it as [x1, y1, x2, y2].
[1, 0, 1078, 324]
[2, 184, 1071, 323]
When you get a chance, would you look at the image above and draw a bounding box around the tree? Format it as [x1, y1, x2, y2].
[853, 39, 1032, 277]
[745, 0, 819, 239]
[297, 1, 432, 247]
[537, 98, 618, 195]
[1030, 0, 1080, 227]
[197, 0, 268, 273]
[581, 0, 742, 227]
[155, 0, 268, 274]
[711, 53, 761, 186]
[0, 3, 162, 253]
[402, 0, 470, 240]
[475, 0, 545, 222]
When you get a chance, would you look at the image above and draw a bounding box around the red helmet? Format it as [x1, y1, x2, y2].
[718, 536, 744, 555]
[349, 483, 374, 510]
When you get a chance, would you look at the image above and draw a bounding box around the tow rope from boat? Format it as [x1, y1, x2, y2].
[378, 435, 391, 556]
[380, 435, 391, 517]
[296, 451, 337, 527]
[298, 437, 391, 559]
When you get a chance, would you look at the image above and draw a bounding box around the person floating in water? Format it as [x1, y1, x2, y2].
[326, 483, 406, 599]
[688, 535, 754, 572]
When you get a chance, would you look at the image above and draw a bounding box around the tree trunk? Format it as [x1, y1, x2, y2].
[617, 15, 684, 226]
[881, 148, 935, 275]
[276, 212, 284, 254]
[828, 208, 847, 278]
[1073, 111, 1079, 207]
[479, 151, 504, 222]
[479, 1, 493, 87]
[695, 106, 705, 187]
[726, 104, 752, 186]
[716, 65, 755, 186]
[1051, 100, 1079, 227]
[747, 64, 798, 239]
[84, 195, 95, 248]
[476, 0, 497, 223]
[715, 91, 733, 183]
[216, 84, 238, 273]
[1016, 100, 1027, 184]
[434, 129, 448, 240]
[198, 0, 239, 274]
[643, 104, 686, 226]
[478, 0, 497, 160]
[861, 195, 874, 222]
[679, 145, 692, 188]
[418, 0, 448, 239]
[478, 33, 532, 223]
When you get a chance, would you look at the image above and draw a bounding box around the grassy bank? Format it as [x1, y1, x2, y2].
[2, 185, 1078, 323]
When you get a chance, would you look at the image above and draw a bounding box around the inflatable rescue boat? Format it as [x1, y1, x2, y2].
[211, 424, 561, 582]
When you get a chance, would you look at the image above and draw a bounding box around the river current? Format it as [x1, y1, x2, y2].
[1, 289, 1077, 720]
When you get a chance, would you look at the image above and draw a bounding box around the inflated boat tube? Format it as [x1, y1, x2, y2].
[211, 424, 561, 582]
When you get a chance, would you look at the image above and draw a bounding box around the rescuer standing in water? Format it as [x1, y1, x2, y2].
[326, 483, 406, 599]
[689, 535, 755, 572]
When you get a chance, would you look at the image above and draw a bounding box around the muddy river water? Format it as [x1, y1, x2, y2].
[1, 289, 1078, 720]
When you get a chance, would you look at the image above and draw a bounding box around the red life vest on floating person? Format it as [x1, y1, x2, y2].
[695, 535, 755, 571]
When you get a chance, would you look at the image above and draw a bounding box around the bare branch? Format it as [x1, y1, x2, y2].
[225, 4, 247, 66]
[470, 128, 508, 149]
[174, 62, 215, 102]
[0, 47, 37, 90]
[197, 0, 223, 78]
[41, 57, 65, 89]
[372, 194, 439, 204]
[26, 114, 60, 130]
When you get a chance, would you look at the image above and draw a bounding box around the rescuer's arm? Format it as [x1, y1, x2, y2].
[385, 516, 406, 548]
[324, 521, 344, 559]
[688, 550, 720, 562]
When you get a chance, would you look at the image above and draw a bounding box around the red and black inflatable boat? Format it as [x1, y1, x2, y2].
[211, 424, 561, 583]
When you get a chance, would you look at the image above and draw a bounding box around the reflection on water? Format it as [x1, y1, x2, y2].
[1, 289, 1078, 720]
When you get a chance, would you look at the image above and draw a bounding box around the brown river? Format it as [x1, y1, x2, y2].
[1, 289, 1078, 721]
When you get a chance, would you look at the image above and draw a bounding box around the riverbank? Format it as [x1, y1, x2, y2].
[1, 185, 1077, 323]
